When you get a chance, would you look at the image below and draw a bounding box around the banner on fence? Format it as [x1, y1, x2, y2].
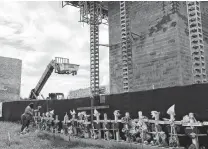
[0, 102, 2, 117]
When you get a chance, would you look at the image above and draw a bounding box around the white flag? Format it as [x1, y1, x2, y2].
[49, 110, 54, 115]
[94, 109, 98, 115]
[167, 104, 175, 115]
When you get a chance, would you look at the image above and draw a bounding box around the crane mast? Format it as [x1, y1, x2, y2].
[29, 57, 79, 99]
[62, 1, 108, 97]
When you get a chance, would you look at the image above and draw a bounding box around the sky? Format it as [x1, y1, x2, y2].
[0, 1, 109, 98]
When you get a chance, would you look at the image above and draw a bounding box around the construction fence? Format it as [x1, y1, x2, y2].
[2, 83, 208, 122]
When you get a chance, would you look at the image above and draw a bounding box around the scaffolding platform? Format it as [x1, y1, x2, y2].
[62, 1, 108, 18]
[55, 57, 79, 75]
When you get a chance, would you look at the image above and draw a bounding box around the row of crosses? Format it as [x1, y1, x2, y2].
[33, 110, 60, 133]
[33, 105, 208, 149]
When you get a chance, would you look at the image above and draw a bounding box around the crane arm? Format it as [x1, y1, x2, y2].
[29, 60, 56, 99]
[28, 57, 79, 100]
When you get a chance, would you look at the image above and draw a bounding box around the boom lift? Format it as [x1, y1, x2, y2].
[29, 57, 79, 100]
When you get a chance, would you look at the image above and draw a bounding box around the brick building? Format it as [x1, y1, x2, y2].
[67, 86, 110, 99]
[109, 2, 208, 94]
[0, 56, 22, 102]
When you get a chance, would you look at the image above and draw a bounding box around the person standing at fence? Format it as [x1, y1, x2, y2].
[20, 103, 34, 134]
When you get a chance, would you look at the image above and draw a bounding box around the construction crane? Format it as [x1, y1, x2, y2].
[62, 1, 108, 97]
[29, 57, 79, 100]
[62, 1, 109, 124]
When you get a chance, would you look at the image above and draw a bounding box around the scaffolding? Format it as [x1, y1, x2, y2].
[89, 2, 101, 96]
[79, 1, 90, 24]
[120, 1, 133, 92]
[186, 1, 207, 83]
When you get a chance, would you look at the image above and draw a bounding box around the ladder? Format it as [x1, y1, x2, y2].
[186, 1, 207, 83]
[120, 1, 133, 93]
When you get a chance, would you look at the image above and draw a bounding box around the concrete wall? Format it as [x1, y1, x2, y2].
[177, 2, 193, 85]
[0, 56, 22, 102]
[108, 2, 123, 94]
[109, 2, 195, 94]
[201, 2, 208, 77]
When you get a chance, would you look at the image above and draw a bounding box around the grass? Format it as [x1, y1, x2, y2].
[0, 122, 142, 149]
[0, 122, 104, 149]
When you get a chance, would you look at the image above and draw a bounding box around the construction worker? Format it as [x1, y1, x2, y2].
[20, 103, 34, 134]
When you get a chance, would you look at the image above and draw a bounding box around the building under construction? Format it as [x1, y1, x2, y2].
[109, 1, 208, 94]
[63, 1, 208, 95]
